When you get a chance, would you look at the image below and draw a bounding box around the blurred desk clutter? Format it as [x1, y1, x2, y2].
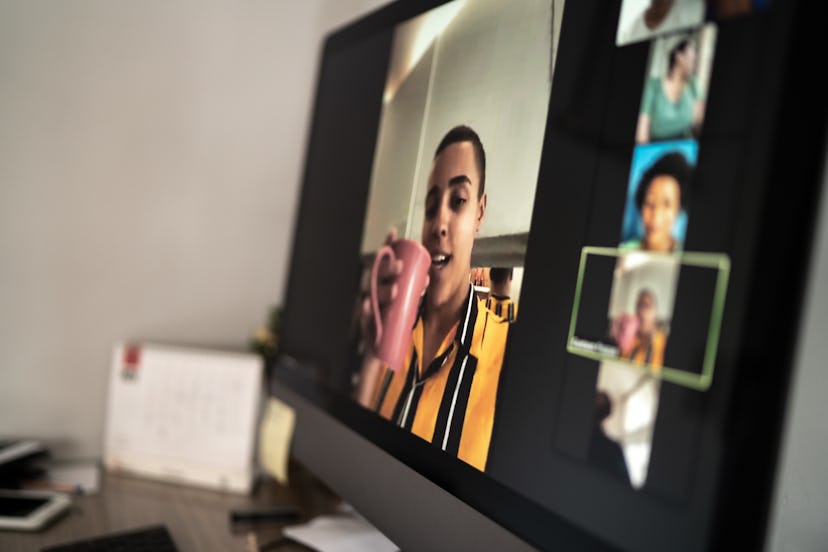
[40, 524, 179, 552]
[0, 440, 49, 488]
[281, 506, 399, 552]
[0, 460, 344, 551]
[0, 340, 396, 551]
[0, 440, 48, 467]
[0, 440, 97, 496]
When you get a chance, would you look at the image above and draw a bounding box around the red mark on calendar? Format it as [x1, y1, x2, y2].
[122, 344, 142, 380]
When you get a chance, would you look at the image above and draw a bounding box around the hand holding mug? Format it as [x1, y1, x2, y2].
[361, 229, 400, 353]
[360, 230, 430, 372]
[610, 312, 639, 358]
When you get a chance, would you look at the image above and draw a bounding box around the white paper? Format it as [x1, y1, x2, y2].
[103, 342, 263, 493]
[258, 397, 296, 485]
[44, 459, 101, 494]
[283, 513, 399, 552]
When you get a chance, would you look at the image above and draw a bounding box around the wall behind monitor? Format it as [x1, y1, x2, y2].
[0, 0, 387, 459]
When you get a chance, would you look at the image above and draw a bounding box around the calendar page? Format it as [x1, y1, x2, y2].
[103, 342, 263, 493]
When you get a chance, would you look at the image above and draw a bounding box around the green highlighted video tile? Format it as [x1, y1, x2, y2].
[567, 247, 730, 391]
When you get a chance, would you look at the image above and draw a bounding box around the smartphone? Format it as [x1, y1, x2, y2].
[0, 489, 72, 531]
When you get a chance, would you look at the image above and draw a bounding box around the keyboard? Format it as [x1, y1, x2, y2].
[41, 524, 179, 552]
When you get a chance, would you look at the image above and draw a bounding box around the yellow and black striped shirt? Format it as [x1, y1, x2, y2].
[485, 294, 517, 323]
[371, 284, 509, 472]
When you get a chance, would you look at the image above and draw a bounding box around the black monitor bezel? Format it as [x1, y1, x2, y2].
[272, 0, 828, 550]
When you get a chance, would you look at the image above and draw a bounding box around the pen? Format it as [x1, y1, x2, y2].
[22, 480, 86, 495]
[229, 506, 301, 525]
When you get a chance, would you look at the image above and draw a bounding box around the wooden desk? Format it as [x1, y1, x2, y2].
[0, 460, 340, 551]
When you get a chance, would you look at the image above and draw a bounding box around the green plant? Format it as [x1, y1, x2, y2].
[250, 305, 282, 369]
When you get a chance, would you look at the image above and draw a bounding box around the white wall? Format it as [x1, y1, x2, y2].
[409, 0, 553, 240]
[0, 0, 387, 459]
[361, 43, 434, 253]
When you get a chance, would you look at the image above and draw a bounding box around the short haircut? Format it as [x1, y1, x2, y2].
[434, 125, 486, 197]
[634, 151, 692, 211]
[489, 267, 513, 285]
[636, 288, 657, 308]
[668, 38, 694, 72]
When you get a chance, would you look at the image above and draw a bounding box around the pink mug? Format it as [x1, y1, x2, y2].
[610, 312, 639, 358]
[370, 238, 430, 372]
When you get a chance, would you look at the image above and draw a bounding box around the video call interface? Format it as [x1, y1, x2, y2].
[287, 0, 774, 543]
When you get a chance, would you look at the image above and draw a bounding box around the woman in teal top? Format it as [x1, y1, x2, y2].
[636, 38, 704, 144]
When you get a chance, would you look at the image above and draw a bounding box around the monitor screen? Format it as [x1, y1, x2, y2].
[271, 0, 827, 550]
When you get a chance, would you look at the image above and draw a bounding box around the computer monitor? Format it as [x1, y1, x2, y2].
[269, 0, 828, 550]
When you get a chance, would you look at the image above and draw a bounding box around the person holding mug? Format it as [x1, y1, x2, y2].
[622, 288, 666, 370]
[355, 125, 509, 473]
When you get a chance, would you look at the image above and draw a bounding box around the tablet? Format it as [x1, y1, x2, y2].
[0, 489, 71, 531]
